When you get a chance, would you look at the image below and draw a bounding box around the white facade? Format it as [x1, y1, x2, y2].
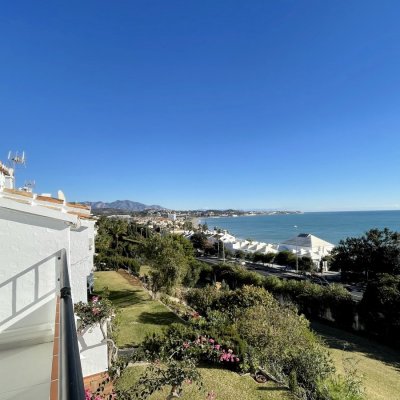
[0, 172, 107, 399]
[279, 233, 334, 261]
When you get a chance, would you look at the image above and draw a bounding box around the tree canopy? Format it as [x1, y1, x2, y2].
[331, 228, 400, 278]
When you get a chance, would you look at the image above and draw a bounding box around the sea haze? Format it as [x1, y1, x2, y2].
[202, 210, 400, 245]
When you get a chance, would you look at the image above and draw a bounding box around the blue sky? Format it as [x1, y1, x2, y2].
[1, 1, 400, 211]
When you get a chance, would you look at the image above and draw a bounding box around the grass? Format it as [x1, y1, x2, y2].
[116, 364, 292, 400]
[139, 264, 151, 277]
[311, 321, 400, 400]
[94, 270, 182, 347]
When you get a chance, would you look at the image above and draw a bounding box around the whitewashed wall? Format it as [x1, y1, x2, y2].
[69, 219, 95, 304]
[71, 219, 108, 376]
[0, 203, 108, 376]
[0, 207, 68, 345]
[78, 323, 109, 377]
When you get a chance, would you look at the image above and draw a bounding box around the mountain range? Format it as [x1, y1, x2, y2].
[84, 200, 164, 211]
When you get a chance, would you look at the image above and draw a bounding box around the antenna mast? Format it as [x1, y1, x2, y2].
[8, 151, 26, 169]
[7, 151, 27, 190]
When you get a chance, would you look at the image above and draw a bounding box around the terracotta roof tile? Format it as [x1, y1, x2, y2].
[36, 195, 64, 204]
[3, 188, 33, 198]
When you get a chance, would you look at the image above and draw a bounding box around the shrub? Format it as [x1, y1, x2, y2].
[74, 296, 113, 333]
[274, 251, 297, 268]
[316, 357, 364, 400]
[141, 323, 241, 369]
[182, 260, 206, 287]
[185, 286, 220, 315]
[214, 285, 275, 320]
[236, 304, 334, 397]
[359, 274, 400, 346]
[94, 254, 140, 274]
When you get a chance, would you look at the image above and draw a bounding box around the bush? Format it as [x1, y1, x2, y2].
[141, 323, 241, 369]
[94, 253, 140, 274]
[213, 285, 275, 320]
[360, 274, 400, 346]
[185, 286, 220, 315]
[74, 296, 113, 333]
[236, 303, 334, 397]
[182, 260, 207, 287]
[274, 251, 297, 268]
[316, 357, 364, 400]
[195, 263, 357, 331]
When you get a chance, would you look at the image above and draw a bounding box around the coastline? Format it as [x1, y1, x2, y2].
[200, 210, 400, 245]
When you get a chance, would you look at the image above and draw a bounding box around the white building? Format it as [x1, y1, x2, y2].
[279, 233, 334, 262]
[0, 163, 107, 399]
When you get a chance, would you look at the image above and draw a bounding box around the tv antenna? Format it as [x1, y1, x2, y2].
[22, 180, 36, 192]
[7, 151, 26, 169]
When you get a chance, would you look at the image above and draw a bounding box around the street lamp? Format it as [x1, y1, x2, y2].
[294, 225, 299, 273]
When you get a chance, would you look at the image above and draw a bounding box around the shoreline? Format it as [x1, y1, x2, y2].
[200, 210, 400, 245]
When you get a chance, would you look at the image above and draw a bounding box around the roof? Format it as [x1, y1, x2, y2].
[0, 188, 94, 222]
[281, 233, 334, 249]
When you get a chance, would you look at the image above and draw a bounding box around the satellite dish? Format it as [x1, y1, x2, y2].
[57, 190, 66, 201]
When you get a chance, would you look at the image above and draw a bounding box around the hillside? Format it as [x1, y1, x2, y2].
[84, 200, 164, 212]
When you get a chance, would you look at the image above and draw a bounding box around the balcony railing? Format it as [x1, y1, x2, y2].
[58, 249, 85, 400]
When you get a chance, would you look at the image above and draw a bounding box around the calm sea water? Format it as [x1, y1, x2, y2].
[202, 211, 400, 245]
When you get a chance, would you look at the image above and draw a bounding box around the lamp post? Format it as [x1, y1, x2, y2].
[294, 225, 299, 273]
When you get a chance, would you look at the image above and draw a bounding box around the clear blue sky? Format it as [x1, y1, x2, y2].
[1, 1, 400, 211]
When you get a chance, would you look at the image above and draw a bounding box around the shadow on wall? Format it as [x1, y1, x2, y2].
[0, 251, 59, 332]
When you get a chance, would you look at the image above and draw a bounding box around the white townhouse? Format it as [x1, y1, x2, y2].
[0, 162, 107, 400]
[279, 233, 334, 262]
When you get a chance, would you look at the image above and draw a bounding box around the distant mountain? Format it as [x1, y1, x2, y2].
[84, 200, 164, 211]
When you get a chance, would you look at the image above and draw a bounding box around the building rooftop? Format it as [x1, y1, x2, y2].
[281, 233, 334, 249]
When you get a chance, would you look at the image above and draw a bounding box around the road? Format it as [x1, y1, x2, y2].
[197, 256, 364, 301]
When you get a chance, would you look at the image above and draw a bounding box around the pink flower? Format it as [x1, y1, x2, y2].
[235, 357, 240, 362]
[214, 344, 220, 350]
[92, 307, 100, 315]
[209, 338, 215, 344]
[206, 390, 216, 400]
[92, 296, 99, 303]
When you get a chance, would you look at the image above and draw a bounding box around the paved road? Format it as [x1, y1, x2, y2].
[197, 256, 364, 301]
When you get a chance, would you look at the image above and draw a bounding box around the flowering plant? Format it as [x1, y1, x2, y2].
[74, 296, 113, 333]
[180, 335, 240, 366]
[85, 389, 103, 400]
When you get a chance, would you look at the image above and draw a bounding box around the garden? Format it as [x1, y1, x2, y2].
[92, 270, 292, 400]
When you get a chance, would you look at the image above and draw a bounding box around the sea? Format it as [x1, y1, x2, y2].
[201, 210, 400, 245]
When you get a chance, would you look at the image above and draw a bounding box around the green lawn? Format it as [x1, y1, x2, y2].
[117, 364, 292, 400]
[311, 322, 400, 400]
[94, 270, 182, 347]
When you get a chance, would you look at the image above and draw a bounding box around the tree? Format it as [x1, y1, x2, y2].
[299, 256, 315, 272]
[235, 250, 245, 259]
[144, 235, 193, 295]
[331, 228, 400, 279]
[274, 251, 296, 268]
[182, 220, 193, 231]
[360, 274, 400, 345]
[190, 232, 209, 251]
